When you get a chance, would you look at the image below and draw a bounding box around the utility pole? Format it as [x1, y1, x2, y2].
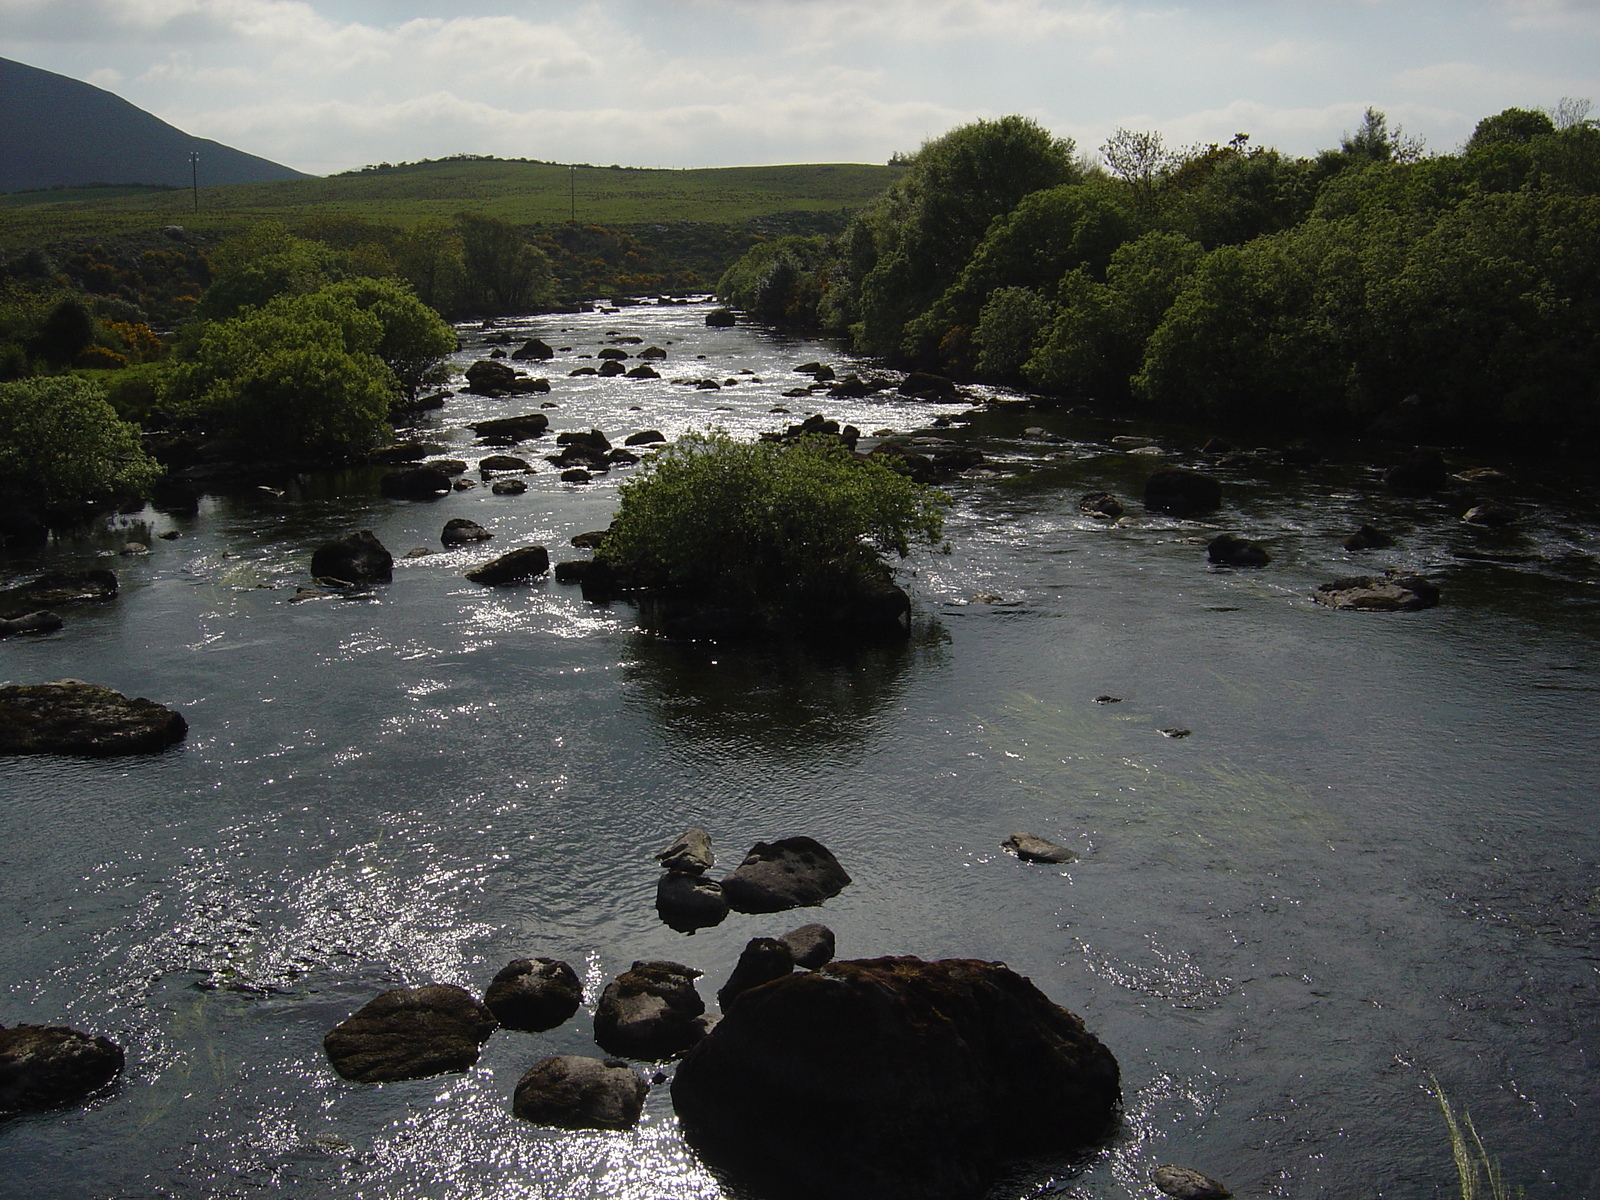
[189, 150, 200, 212]
[569, 163, 576, 222]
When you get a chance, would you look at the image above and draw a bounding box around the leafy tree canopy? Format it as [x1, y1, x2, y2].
[0, 375, 161, 509]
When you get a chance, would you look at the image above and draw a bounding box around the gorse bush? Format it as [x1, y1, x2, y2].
[601, 431, 949, 607]
[0, 375, 160, 509]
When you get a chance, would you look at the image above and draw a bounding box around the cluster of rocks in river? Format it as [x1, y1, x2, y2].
[652, 827, 853, 933]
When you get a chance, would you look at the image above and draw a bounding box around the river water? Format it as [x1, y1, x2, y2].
[2, 300, 1597, 1200]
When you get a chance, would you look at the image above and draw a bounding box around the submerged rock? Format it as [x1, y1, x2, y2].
[671, 957, 1121, 1200]
[323, 984, 496, 1083]
[1002, 832, 1077, 864]
[1206, 534, 1270, 568]
[513, 1056, 648, 1130]
[1314, 573, 1440, 612]
[0, 1025, 124, 1116]
[593, 961, 709, 1060]
[380, 467, 452, 500]
[1463, 502, 1520, 527]
[0, 611, 62, 637]
[721, 837, 851, 914]
[310, 531, 392, 586]
[483, 958, 583, 1032]
[1343, 524, 1394, 551]
[1078, 492, 1124, 519]
[0, 681, 187, 756]
[777, 923, 835, 970]
[0, 569, 117, 619]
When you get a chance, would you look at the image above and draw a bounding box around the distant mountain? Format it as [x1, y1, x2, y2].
[0, 56, 309, 193]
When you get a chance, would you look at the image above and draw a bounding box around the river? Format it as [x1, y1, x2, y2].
[2, 299, 1597, 1199]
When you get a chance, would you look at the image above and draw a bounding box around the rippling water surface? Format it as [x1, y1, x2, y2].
[2, 301, 1598, 1199]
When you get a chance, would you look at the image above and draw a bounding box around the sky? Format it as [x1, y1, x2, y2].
[2, 0, 1598, 176]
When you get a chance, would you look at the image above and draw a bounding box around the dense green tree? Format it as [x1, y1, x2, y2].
[393, 219, 467, 312]
[0, 375, 161, 508]
[196, 221, 341, 320]
[1466, 107, 1557, 151]
[455, 212, 555, 314]
[973, 288, 1056, 381]
[716, 235, 834, 325]
[309, 277, 456, 401]
[28, 295, 96, 367]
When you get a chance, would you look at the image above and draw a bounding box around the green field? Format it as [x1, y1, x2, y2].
[0, 158, 903, 247]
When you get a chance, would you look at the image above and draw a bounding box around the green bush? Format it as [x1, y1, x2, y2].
[974, 288, 1055, 380]
[716, 235, 833, 326]
[0, 375, 161, 509]
[601, 432, 949, 608]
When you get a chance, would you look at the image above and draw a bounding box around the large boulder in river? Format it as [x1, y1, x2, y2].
[1144, 468, 1221, 516]
[323, 984, 496, 1083]
[656, 872, 730, 933]
[0, 569, 117, 619]
[778, 923, 836, 970]
[593, 961, 709, 1060]
[705, 308, 736, 327]
[464, 546, 549, 585]
[441, 518, 492, 546]
[0, 1025, 124, 1115]
[0, 681, 187, 756]
[717, 938, 794, 1010]
[657, 827, 714, 874]
[471, 413, 551, 444]
[1313, 573, 1439, 612]
[1002, 832, 1077, 864]
[671, 957, 1121, 1200]
[0, 611, 63, 637]
[1206, 534, 1270, 568]
[464, 359, 518, 394]
[513, 1055, 649, 1130]
[721, 837, 851, 913]
[510, 338, 554, 361]
[483, 958, 583, 1032]
[311, 530, 392, 585]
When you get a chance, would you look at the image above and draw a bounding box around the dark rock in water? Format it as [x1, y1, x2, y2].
[607, 448, 641, 466]
[1463, 502, 1519, 527]
[1454, 466, 1509, 484]
[441, 519, 492, 546]
[311, 531, 392, 586]
[479, 454, 531, 473]
[898, 371, 958, 400]
[657, 828, 714, 875]
[1206, 534, 1270, 568]
[1280, 440, 1321, 465]
[1313, 573, 1439, 612]
[510, 338, 554, 361]
[491, 479, 527, 496]
[323, 984, 497, 1083]
[560, 469, 592, 483]
[718, 938, 794, 1010]
[453, 478, 476, 491]
[1078, 492, 1124, 519]
[0, 611, 62, 637]
[1384, 447, 1447, 493]
[380, 467, 451, 500]
[424, 459, 469, 475]
[597, 347, 629, 360]
[558, 428, 612, 452]
[465, 547, 549, 585]
[484, 958, 582, 1032]
[722, 837, 851, 914]
[1344, 524, 1394, 551]
[0, 1025, 124, 1115]
[402, 547, 433, 559]
[656, 872, 730, 932]
[0, 681, 187, 756]
[625, 364, 660, 379]
[0, 569, 117, 619]
[639, 345, 668, 359]
[1153, 1164, 1232, 1200]
[1094, 695, 1122, 704]
[778, 923, 835, 970]
[1002, 832, 1077, 864]
[471, 413, 550, 444]
[598, 360, 626, 377]
[594, 961, 709, 1060]
[553, 560, 592, 584]
[625, 429, 666, 446]
[570, 529, 610, 549]
[0, 503, 48, 548]
[671, 956, 1121, 1200]
[1160, 728, 1192, 739]
[513, 1055, 648, 1130]
[705, 308, 737, 327]
[369, 441, 433, 464]
[1144, 468, 1222, 516]
[464, 359, 517, 394]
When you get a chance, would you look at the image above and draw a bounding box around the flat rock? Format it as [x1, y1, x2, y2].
[0, 1025, 124, 1115]
[593, 961, 708, 1060]
[465, 547, 550, 585]
[657, 827, 714, 874]
[471, 413, 551, 444]
[513, 1056, 648, 1130]
[717, 938, 794, 1011]
[672, 957, 1120, 1200]
[323, 984, 496, 1083]
[1463, 502, 1519, 527]
[490, 479, 527, 495]
[478, 454, 531, 473]
[0, 611, 62, 637]
[483, 958, 583, 1032]
[721, 837, 851, 914]
[777, 923, 835, 970]
[0, 681, 187, 757]
[0, 569, 117, 619]
[1153, 1164, 1232, 1200]
[1313, 573, 1440, 612]
[1002, 832, 1077, 864]
[656, 872, 729, 933]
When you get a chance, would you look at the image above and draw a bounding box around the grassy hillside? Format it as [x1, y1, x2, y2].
[0, 157, 903, 248]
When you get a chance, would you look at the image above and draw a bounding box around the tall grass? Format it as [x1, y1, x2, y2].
[1429, 1074, 1525, 1200]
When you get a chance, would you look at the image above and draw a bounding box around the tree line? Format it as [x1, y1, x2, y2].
[717, 104, 1600, 445]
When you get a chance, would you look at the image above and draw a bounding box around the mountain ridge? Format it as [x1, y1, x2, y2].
[0, 56, 309, 193]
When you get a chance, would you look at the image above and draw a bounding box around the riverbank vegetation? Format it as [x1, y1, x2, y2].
[717, 105, 1600, 446]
